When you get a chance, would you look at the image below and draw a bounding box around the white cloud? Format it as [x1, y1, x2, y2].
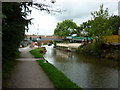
[26, 7, 57, 35]
[25, 0, 119, 35]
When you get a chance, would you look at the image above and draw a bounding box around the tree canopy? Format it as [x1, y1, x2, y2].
[54, 4, 120, 44]
[54, 20, 77, 36]
[2, 2, 29, 64]
[89, 4, 113, 44]
[109, 15, 120, 35]
[2, 1, 57, 64]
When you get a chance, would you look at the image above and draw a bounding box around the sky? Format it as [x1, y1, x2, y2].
[25, 0, 120, 35]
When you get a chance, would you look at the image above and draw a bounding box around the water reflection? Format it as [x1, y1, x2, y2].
[44, 45, 118, 88]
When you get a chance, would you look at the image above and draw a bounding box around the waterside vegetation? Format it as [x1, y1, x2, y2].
[54, 4, 120, 60]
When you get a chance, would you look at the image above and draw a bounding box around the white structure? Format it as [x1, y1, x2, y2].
[118, 1, 120, 16]
[119, 27, 120, 35]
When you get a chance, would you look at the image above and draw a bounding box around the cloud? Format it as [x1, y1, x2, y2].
[54, 1, 119, 23]
[26, 0, 119, 35]
[26, 7, 57, 35]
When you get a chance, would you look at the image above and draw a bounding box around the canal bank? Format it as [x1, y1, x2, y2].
[55, 43, 82, 52]
[30, 47, 81, 88]
[3, 46, 55, 88]
[55, 43, 120, 60]
[44, 45, 119, 88]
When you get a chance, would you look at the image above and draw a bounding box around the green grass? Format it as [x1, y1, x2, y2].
[3, 60, 18, 73]
[3, 50, 20, 73]
[29, 48, 44, 58]
[3, 51, 20, 87]
[30, 48, 82, 88]
[37, 60, 81, 89]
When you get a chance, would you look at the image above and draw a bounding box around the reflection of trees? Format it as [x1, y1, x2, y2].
[49, 47, 118, 88]
[83, 62, 118, 88]
[52, 48, 118, 69]
[74, 53, 118, 69]
[52, 49, 74, 63]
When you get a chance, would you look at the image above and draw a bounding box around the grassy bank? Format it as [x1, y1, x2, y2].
[29, 48, 44, 58]
[37, 60, 80, 88]
[30, 48, 81, 88]
[76, 43, 119, 60]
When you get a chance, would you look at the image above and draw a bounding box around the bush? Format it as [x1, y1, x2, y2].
[77, 43, 102, 56]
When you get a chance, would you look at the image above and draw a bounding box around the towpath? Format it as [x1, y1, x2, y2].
[4, 46, 55, 88]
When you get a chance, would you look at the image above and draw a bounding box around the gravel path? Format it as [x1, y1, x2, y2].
[4, 46, 55, 88]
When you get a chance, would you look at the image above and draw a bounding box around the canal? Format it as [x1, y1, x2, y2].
[44, 45, 118, 88]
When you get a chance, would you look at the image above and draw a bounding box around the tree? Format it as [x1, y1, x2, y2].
[76, 20, 93, 37]
[54, 20, 77, 37]
[2, 1, 58, 64]
[2, 2, 30, 64]
[89, 4, 112, 44]
[109, 15, 120, 35]
[75, 26, 83, 37]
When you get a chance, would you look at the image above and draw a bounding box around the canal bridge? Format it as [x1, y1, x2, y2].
[37, 38, 64, 41]
[25, 35, 64, 41]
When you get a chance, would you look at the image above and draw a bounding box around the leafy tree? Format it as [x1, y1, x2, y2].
[54, 20, 77, 36]
[109, 15, 120, 35]
[76, 20, 93, 37]
[89, 4, 112, 44]
[2, 1, 58, 64]
[75, 26, 83, 37]
[2, 2, 30, 64]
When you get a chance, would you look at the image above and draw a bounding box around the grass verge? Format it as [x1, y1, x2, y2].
[30, 48, 81, 88]
[37, 60, 81, 88]
[3, 51, 20, 87]
[3, 50, 20, 73]
[29, 48, 44, 58]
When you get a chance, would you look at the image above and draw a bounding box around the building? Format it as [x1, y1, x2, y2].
[118, 1, 120, 16]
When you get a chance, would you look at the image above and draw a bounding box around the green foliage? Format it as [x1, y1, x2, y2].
[2, 1, 59, 65]
[76, 20, 93, 37]
[3, 51, 19, 87]
[91, 4, 109, 19]
[2, 2, 30, 64]
[37, 60, 81, 88]
[109, 15, 120, 35]
[89, 4, 112, 44]
[77, 43, 102, 56]
[54, 19, 77, 36]
[29, 48, 44, 58]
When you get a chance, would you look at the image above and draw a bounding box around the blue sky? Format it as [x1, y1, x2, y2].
[25, 0, 119, 35]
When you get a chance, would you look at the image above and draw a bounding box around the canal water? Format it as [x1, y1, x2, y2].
[44, 45, 119, 88]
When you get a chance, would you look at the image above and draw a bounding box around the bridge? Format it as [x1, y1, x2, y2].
[25, 35, 64, 41]
[38, 38, 64, 41]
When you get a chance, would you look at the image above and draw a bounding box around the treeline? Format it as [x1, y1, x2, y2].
[54, 4, 120, 59]
[54, 4, 120, 44]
